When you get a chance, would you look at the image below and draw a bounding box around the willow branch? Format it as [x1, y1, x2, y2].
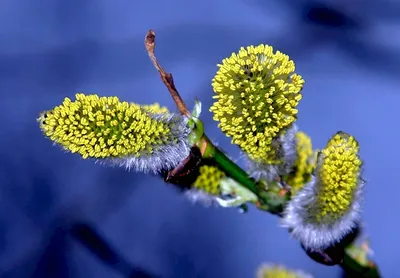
[143, 29, 380, 278]
[144, 30, 190, 116]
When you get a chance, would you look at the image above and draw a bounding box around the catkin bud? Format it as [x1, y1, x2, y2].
[210, 44, 304, 169]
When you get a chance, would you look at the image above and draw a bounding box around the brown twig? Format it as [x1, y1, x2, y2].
[144, 30, 190, 116]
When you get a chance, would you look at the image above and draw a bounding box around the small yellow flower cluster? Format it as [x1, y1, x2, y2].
[285, 132, 315, 193]
[316, 132, 362, 222]
[257, 264, 312, 278]
[210, 44, 304, 164]
[39, 94, 172, 159]
[142, 103, 169, 114]
[192, 165, 225, 195]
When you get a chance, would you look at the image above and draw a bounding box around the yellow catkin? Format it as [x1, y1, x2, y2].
[316, 132, 362, 222]
[285, 132, 315, 193]
[192, 165, 225, 195]
[210, 44, 304, 164]
[38, 94, 172, 159]
[257, 264, 311, 278]
[141, 103, 169, 114]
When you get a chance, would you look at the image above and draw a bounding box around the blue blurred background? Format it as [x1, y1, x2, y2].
[1, 0, 400, 277]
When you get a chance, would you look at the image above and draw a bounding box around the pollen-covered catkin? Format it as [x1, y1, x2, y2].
[281, 132, 364, 250]
[210, 44, 304, 165]
[257, 263, 313, 278]
[192, 165, 225, 195]
[38, 93, 191, 173]
[284, 131, 316, 194]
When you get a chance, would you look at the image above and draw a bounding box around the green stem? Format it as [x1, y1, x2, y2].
[342, 251, 381, 278]
[208, 138, 258, 194]
[199, 135, 288, 213]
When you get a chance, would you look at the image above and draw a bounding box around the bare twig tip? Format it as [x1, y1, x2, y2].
[143, 29, 190, 116]
[146, 30, 155, 44]
[145, 30, 156, 52]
